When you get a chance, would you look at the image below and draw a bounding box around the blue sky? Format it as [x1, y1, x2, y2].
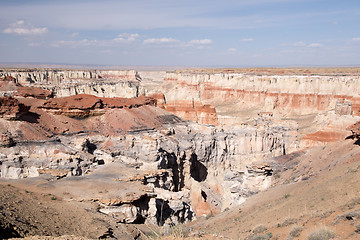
[0, 0, 359, 67]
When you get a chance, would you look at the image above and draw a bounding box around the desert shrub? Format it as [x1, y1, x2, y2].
[169, 224, 189, 238]
[307, 227, 335, 240]
[277, 218, 298, 227]
[247, 234, 271, 240]
[355, 225, 360, 234]
[252, 225, 268, 234]
[334, 211, 360, 224]
[289, 226, 303, 237]
[344, 197, 360, 210]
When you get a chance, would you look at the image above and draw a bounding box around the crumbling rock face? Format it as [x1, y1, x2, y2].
[0, 69, 140, 85]
[102, 117, 297, 213]
[335, 99, 353, 115]
[347, 121, 360, 138]
[0, 139, 96, 179]
[0, 97, 30, 120]
[0, 75, 52, 99]
[0, 69, 143, 98]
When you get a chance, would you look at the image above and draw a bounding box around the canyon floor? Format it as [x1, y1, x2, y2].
[0, 67, 360, 240]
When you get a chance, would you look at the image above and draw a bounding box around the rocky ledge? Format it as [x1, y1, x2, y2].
[38, 94, 157, 118]
[0, 97, 30, 120]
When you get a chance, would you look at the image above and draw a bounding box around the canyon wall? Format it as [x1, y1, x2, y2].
[160, 72, 360, 124]
[1, 68, 358, 225]
[0, 69, 143, 98]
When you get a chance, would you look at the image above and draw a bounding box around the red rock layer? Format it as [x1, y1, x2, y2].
[0, 96, 30, 120]
[164, 75, 360, 117]
[39, 94, 156, 118]
[201, 86, 360, 115]
[1, 95, 181, 141]
[163, 101, 218, 126]
[149, 93, 218, 125]
[0, 76, 52, 99]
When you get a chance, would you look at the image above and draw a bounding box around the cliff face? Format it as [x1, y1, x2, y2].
[0, 69, 140, 85]
[160, 73, 360, 123]
[0, 69, 143, 98]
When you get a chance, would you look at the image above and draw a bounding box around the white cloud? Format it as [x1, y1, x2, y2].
[143, 38, 179, 44]
[307, 43, 322, 48]
[51, 39, 101, 48]
[70, 32, 79, 38]
[240, 38, 254, 42]
[292, 41, 322, 48]
[3, 20, 47, 36]
[227, 48, 237, 52]
[51, 32, 141, 48]
[28, 42, 41, 47]
[351, 37, 360, 42]
[187, 39, 213, 49]
[293, 41, 306, 47]
[113, 33, 140, 43]
[188, 39, 213, 45]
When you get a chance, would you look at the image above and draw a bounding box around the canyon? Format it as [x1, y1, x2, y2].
[0, 67, 360, 239]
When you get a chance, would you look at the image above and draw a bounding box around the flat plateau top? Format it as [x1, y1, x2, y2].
[1, 67, 360, 76]
[175, 67, 360, 76]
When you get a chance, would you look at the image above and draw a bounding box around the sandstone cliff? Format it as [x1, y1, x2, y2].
[161, 72, 360, 119]
[0, 69, 143, 98]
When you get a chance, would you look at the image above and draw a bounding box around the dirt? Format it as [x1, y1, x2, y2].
[0, 177, 150, 240]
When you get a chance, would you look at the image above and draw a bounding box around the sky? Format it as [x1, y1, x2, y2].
[0, 0, 359, 67]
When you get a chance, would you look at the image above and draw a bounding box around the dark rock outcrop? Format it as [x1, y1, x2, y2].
[0, 97, 30, 120]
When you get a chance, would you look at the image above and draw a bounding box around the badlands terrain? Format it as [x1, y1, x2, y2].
[0, 67, 360, 239]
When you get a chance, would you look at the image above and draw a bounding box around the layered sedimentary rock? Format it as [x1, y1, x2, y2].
[160, 72, 360, 123]
[0, 69, 143, 98]
[0, 76, 52, 99]
[141, 71, 360, 148]
[0, 69, 140, 84]
[0, 85, 298, 224]
[2, 67, 359, 231]
[39, 94, 156, 118]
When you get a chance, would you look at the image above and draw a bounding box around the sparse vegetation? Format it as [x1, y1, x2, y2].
[289, 226, 303, 238]
[284, 193, 291, 199]
[277, 218, 298, 227]
[252, 225, 268, 234]
[205, 213, 214, 220]
[166, 224, 189, 239]
[307, 227, 335, 240]
[355, 225, 360, 234]
[344, 197, 360, 210]
[247, 234, 272, 240]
